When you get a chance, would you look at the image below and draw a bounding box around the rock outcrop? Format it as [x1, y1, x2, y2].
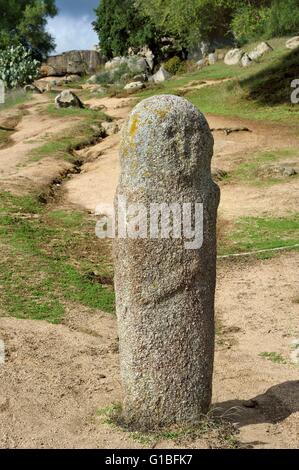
[151, 66, 171, 83]
[55, 90, 84, 109]
[224, 48, 243, 65]
[248, 42, 273, 60]
[124, 81, 145, 92]
[208, 52, 217, 65]
[24, 84, 43, 94]
[286, 36, 299, 49]
[241, 53, 253, 67]
[43, 50, 105, 76]
[105, 56, 149, 74]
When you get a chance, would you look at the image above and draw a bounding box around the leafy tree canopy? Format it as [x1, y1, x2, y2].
[94, 0, 299, 59]
[0, 0, 57, 58]
[93, 0, 160, 59]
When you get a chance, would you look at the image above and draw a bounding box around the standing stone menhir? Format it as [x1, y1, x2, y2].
[114, 94, 220, 430]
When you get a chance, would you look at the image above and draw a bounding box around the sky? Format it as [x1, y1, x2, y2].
[47, 0, 99, 55]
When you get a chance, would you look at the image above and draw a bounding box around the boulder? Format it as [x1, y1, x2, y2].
[91, 86, 105, 95]
[35, 77, 57, 90]
[57, 77, 70, 86]
[39, 64, 57, 77]
[87, 74, 97, 84]
[65, 51, 85, 74]
[224, 48, 243, 65]
[196, 59, 206, 68]
[105, 57, 127, 71]
[89, 103, 107, 111]
[188, 41, 212, 61]
[101, 121, 119, 136]
[133, 73, 148, 83]
[217, 51, 226, 61]
[151, 66, 172, 83]
[55, 90, 84, 109]
[24, 84, 43, 94]
[127, 57, 149, 74]
[81, 83, 104, 93]
[124, 81, 145, 92]
[65, 74, 81, 83]
[282, 166, 297, 177]
[128, 46, 155, 71]
[286, 36, 299, 49]
[142, 47, 155, 71]
[188, 45, 204, 62]
[241, 53, 253, 67]
[258, 164, 298, 178]
[208, 52, 217, 65]
[36, 76, 73, 88]
[248, 42, 273, 60]
[45, 50, 105, 76]
[33, 80, 51, 92]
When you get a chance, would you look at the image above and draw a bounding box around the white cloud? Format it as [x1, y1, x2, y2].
[47, 15, 98, 54]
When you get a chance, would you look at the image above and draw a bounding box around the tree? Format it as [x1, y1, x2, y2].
[137, 0, 240, 49]
[93, 0, 159, 59]
[0, 0, 57, 58]
[231, 0, 299, 44]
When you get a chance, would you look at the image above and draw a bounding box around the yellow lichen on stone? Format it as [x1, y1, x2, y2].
[129, 113, 140, 140]
[153, 108, 170, 120]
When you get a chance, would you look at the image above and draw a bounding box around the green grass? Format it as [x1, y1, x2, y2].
[188, 80, 299, 123]
[29, 106, 109, 163]
[0, 192, 114, 323]
[219, 214, 299, 256]
[259, 352, 288, 364]
[0, 88, 30, 111]
[136, 38, 299, 124]
[0, 129, 13, 149]
[45, 103, 108, 120]
[229, 148, 299, 186]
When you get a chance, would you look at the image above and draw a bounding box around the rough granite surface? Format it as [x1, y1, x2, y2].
[114, 95, 220, 429]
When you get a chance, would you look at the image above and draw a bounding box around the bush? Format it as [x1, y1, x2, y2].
[95, 70, 113, 86]
[232, 0, 299, 45]
[178, 60, 197, 74]
[0, 45, 40, 89]
[265, 0, 299, 38]
[96, 63, 135, 86]
[163, 56, 183, 75]
[231, 5, 270, 45]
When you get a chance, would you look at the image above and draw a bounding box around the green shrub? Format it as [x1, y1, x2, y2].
[232, 0, 299, 45]
[164, 56, 183, 75]
[0, 44, 40, 89]
[95, 70, 113, 86]
[178, 60, 197, 74]
[96, 63, 135, 86]
[265, 0, 299, 38]
[232, 5, 270, 45]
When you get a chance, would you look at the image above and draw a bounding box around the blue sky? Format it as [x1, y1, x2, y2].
[47, 0, 99, 54]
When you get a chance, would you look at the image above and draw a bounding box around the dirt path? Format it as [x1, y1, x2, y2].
[0, 253, 298, 448]
[64, 96, 299, 221]
[64, 97, 132, 212]
[0, 94, 81, 195]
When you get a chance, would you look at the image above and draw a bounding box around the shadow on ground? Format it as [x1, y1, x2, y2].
[213, 380, 299, 426]
[240, 47, 299, 105]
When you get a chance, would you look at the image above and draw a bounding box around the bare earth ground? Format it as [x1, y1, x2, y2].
[0, 94, 81, 195]
[65, 96, 299, 218]
[0, 87, 298, 448]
